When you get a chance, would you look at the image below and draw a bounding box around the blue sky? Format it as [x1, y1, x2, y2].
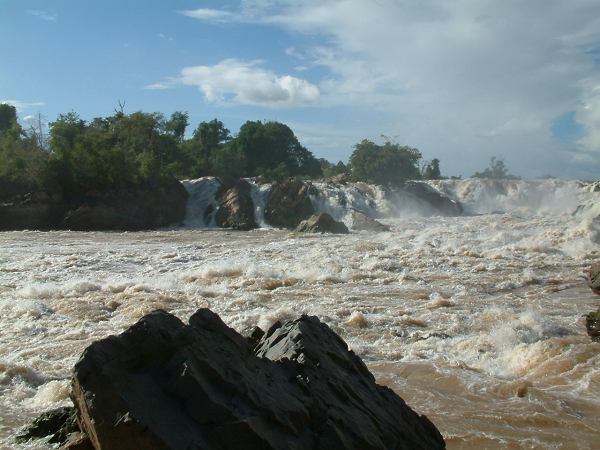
[2, 0, 600, 178]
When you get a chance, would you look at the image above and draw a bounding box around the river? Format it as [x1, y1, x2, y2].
[1, 179, 599, 449]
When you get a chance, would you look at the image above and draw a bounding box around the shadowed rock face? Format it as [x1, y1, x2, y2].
[588, 262, 600, 295]
[215, 179, 257, 230]
[351, 211, 390, 232]
[70, 309, 445, 450]
[296, 213, 350, 234]
[402, 182, 463, 216]
[0, 179, 188, 231]
[265, 179, 315, 229]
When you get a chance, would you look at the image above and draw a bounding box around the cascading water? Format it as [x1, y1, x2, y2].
[181, 178, 600, 242]
[181, 177, 222, 228]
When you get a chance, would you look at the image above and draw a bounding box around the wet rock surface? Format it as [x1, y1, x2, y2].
[402, 182, 463, 216]
[265, 179, 315, 228]
[585, 263, 600, 341]
[0, 178, 188, 231]
[17, 406, 79, 446]
[296, 213, 350, 234]
[585, 309, 600, 342]
[351, 210, 390, 232]
[68, 309, 444, 450]
[63, 179, 188, 231]
[588, 262, 600, 295]
[215, 179, 257, 230]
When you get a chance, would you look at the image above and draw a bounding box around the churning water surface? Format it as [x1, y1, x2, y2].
[1, 179, 600, 449]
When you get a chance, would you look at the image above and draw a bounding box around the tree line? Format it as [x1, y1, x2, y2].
[1, 103, 512, 200]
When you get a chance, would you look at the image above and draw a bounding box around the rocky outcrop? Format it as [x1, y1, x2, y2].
[69, 309, 444, 450]
[63, 179, 188, 231]
[264, 179, 314, 228]
[585, 308, 600, 342]
[585, 263, 600, 341]
[402, 182, 463, 216]
[215, 179, 257, 230]
[0, 191, 67, 231]
[588, 262, 600, 295]
[296, 213, 350, 234]
[0, 179, 188, 231]
[351, 210, 390, 232]
[17, 406, 79, 446]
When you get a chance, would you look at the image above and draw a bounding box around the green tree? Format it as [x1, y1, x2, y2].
[472, 157, 519, 179]
[0, 103, 23, 138]
[422, 158, 441, 179]
[233, 120, 321, 178]
[165, 111, 189, 143]
[349, 139, 421, 186]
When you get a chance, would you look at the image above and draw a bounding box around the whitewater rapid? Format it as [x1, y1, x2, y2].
[1, 178, 600, 449]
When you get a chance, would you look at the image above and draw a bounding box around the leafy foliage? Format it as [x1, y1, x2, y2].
[472, 157, 519, 179]
[422, 158, 442, 180]
[349, 139, 422, 186]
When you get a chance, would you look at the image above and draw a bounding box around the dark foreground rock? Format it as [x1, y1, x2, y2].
[402, 182, 463, 216]
[17, 406, 79, 446]
[296, 213, 350, 234]
[69, 309, 444, 450]
[265, 179, 315, 228]
[351, 210, 390, 232]
[215, 179, 257, 230]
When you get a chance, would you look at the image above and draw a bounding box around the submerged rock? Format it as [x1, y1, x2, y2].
[296, 213, 350, 234]
[70, 309, 444, 450]
[351, 210, 390, 232]
[264, 179, 315, 228]
[215, 179, 257, 230]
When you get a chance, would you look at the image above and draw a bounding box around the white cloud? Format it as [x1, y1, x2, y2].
[183, 0, 600, 177]
[576, 80, 600, 152]
[27, 10, 57, 21]
[153, 59, 319, 107]
[0, 100, 45, 112]
[179, 8, 236, 22]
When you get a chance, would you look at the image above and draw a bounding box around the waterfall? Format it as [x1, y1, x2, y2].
[181, 177, 222, 228]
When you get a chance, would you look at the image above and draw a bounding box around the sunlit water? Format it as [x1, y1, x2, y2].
[1, 179, 600, 449]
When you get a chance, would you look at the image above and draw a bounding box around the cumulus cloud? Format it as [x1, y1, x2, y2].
[152, 59, 319, 107]
[183, 0, 600, 177]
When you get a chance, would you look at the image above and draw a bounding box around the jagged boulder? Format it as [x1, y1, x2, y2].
[264, 179, 314, 228]
[402, 182, 463, 216]
[351, 210, 390, 232]
[215, 179, 257, 230]
[69, 309, 445, 450]
[296, 213, 350, 234]
[63, 178, 188, 231]
[16, 406, 79, 446]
